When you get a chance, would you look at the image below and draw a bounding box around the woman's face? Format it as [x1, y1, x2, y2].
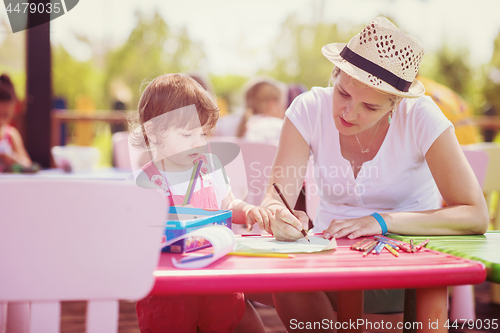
[332, 71, 393, 135]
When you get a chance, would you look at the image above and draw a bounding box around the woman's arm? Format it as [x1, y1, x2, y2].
[385, 127, 489, 235]
[326, 127, 489, 239]
[261, 117, 311, 240]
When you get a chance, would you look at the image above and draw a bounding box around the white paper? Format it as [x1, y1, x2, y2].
[234, 235, 337, 253]
[166, 225, 235, 269]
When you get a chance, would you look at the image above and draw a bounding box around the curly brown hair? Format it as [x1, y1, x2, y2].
[129, 73, 219, 151]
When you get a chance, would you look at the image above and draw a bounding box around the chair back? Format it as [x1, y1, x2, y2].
[465, 143, 500, 192]
[0, 179, 166, 333]
[462, 148, 489, 187]
[304, 156, 320, 223]
[112, 131, 132, 170]
[209, 137, 278, 206]
[463, 142, 500, 229]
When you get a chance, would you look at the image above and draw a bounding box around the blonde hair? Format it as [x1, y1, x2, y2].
[236, 79, 283, 138]
[330, 67, 402, 107]
[129, 73, 219, 151]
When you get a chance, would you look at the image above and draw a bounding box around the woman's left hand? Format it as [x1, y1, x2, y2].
[322, 214, 387, 239]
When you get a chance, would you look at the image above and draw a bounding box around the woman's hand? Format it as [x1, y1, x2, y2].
[323, 214, 386, 240]
[246, 206, 274, 233]
[271, 207, 309, 241]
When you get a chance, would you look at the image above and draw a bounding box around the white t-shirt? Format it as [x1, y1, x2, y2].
[286, 87, 454, 232]
[130, 154, 230, 209]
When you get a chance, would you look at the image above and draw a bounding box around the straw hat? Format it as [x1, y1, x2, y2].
[322, 17, 425, 98]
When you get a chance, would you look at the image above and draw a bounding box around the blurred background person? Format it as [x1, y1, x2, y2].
[234, 77, 287, 146]
[0, 74, 32, 172]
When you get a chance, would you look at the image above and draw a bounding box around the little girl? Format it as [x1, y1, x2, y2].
[129, 73, 270, 333]
[0, 74, 32, 172]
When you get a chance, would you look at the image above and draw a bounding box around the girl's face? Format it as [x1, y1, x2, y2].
[0, 101, 15, 127]
[156, 125, 209, 170]
[332, 71, 393, 135]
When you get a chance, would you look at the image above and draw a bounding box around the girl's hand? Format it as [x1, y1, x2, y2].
[246, 206, 274, 233]
[322, 214, 386, 240]
[271, 207, 309, 241]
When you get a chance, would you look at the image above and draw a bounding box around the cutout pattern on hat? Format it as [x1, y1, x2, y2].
[321, 16, 426, 98]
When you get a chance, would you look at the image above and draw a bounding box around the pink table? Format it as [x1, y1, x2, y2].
[152, 237, 486, 333]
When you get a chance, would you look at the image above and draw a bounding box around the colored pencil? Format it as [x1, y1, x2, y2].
[410, 239, 415, 253]
[375, 236, 411, 252]
[351, 238, 370, 251]
[360, 240, 377, 251]
[415, 239, 430, 251]
[363, 241, 378, 256]
[373, 237, 399, 250]
[384, 244, 399, 257]
[272, 183, 310, 242]
[227, 252, 295, 258]
[183, 160, 203, 205]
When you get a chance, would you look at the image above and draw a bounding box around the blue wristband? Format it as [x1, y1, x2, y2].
[371, 213, 388, 235]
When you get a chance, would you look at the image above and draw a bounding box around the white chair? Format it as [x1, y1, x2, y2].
[208, 137, 278, 233]
[448, 148, 489, 323]
[112, 131, 132, 170]
[0, 179, 166, 333]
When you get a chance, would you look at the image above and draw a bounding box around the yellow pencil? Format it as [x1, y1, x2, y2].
[384, 244, 399, 257]
[227, 252, 295, 258]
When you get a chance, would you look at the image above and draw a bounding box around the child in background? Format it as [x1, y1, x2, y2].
[129, 73, 270, 333]
[0, 74, 32, 172]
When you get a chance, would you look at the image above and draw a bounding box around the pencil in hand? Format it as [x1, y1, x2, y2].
[272, 183, 310, 242]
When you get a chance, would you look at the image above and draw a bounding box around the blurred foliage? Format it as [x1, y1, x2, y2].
[3, 8, 500, 156]
[210, 74, 248, 108]
[481, 30, 500, 116]
[265, 15, 361, 88]
[105, 11, 205, 110]
[52, 45, 106, 109]
[431, 44, 472, 97]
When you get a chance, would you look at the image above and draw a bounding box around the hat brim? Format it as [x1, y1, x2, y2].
[322, 43, 425, 98]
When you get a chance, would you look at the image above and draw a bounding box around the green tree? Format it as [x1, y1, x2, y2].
[482, 30, 500, 116]
[105, 11, 205, 109]
[52, 44, 105, 109]
[432, 44, 473, 98]
[265, 14, 362, 88]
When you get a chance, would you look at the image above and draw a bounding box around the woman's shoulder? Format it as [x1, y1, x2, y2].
[399, 95, 441, 115]
[287, 86, 333, 118]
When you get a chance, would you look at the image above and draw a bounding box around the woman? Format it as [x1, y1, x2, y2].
[261, 17, 488, 330]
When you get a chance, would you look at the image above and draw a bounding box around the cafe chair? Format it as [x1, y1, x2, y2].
[112, 131, 133, 170]
[0, 179, 166, 333]
[208, 137, 278, 233]
[448, 148, 489, 323]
